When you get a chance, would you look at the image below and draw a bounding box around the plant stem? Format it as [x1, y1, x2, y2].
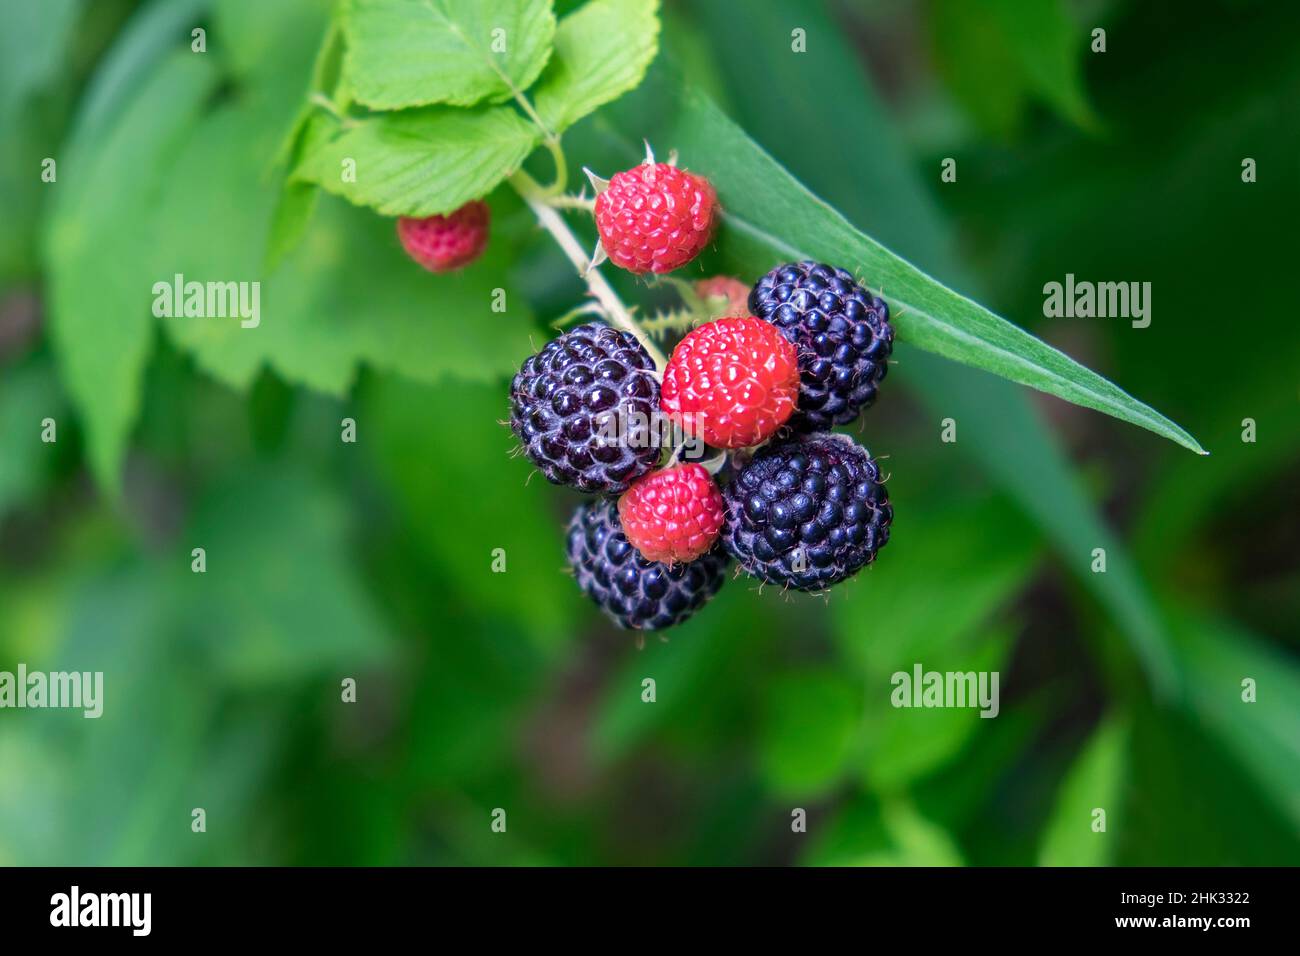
[502, 82, 565, 195]
[539, 138, 567, 196]
[509, 170, 668, 369]
[546, 194, 595, 212]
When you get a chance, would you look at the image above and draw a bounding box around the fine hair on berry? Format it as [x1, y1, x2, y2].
[722, 433, 891, 592]
[510, 323, 662, 493]
[567, 499, 728, 631]
[749, 261, 894, 432]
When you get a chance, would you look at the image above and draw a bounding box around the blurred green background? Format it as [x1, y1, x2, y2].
[1, 0, 1297, 866]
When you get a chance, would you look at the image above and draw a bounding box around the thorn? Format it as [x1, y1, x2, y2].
[583, 240, 607, 275]
[642, 139, 656, 166]
[666, 148, 679, 167]
[583, 167, 610, 195]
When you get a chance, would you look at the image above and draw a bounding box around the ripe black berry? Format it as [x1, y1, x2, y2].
[748, 261, 893, 432]
[567, 498, 727, 631]
[510, 323, 661, 493]
[722, 433, 891, 592]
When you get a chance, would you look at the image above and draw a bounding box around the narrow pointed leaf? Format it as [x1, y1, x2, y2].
[671, 87, 1205, 455]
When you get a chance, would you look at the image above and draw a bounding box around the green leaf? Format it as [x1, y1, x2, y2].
[1121, 698, 1300, 864]
[0, 0, 79, 121]
[591, 584, 770, 763]
[64, 0, 211, 153]
[151, 92, 536, 392]
[342, 0, 556, 109]
[265, 177, 323, 275]
[833, 496, 1037, 677]
[180, 467, 395, 684]
[817, 798, 964, 867]
[265, 111, 335, 271]
[292, 105, 539, 216]
[0, 552, 325, 864]
[216, 0, 331, 83]
[909, 359, 1181, 692]
[878, 799, 965, 867]
[0, 359, 63, 518]
[832, 495, 1038, 789]
[928, 0, 1097, 136]
[265, 15, 344, 269]
[913, 694, 1049, 834]
[987, 0, 1098, 131]
[1038, 716, 1128, 865]
[533, 0, 660, 134]
[1135, 349, 1300, 563]
[757, 668, 860, 797]
[928, 0, 1027, 138]
[666, 87, 1203, 455]
[863, 627, 1017, 793]
[363, 376, 578, 650]
[43, 52, 221, 492]
[107, 0, 513, 399]
[1173, 613, 1300, 836]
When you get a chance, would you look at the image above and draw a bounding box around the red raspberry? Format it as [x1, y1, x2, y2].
[660, 316, 800, 449]
[617, 464, 726, 564]
[594, 163, 718, 274]
[695, 276, 751, 318]
[397, 201, 489, 272]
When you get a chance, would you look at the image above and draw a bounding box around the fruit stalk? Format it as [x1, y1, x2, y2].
[509, 170, 668, 369]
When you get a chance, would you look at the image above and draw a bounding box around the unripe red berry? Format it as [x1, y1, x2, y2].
[397, 201, 489, 272]
[660, 316, 800, 449]
[617, 463, 726, 565]
[594, 163, 718, 274]
[695, 276, 751, 318]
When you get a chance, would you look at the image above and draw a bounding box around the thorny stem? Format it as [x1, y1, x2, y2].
[654, 275, 708, 316]
[510, 169, 668, 369]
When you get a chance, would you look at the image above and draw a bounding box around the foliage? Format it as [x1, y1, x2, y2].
[0, 0, 1297, 866]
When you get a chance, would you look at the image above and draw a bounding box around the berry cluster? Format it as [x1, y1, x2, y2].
[490, 158, 896, 633]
